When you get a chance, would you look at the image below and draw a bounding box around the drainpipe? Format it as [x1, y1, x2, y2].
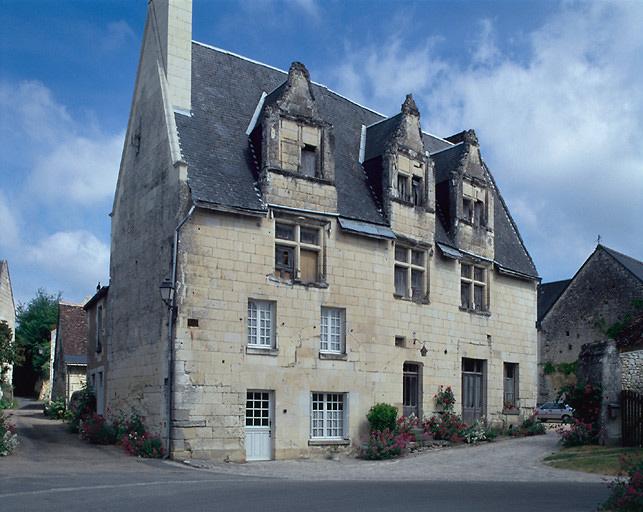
[165, 203, 196, 459]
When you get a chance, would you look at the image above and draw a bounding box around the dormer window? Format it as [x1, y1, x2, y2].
[395, 154, 425, 206]
[462, 182, 486, 227]
[279, 118, 321, 177]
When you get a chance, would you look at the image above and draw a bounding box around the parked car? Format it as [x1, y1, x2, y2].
[534, 402, 574, 422]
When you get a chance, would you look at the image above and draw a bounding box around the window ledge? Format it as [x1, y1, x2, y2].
[270, 274, 328, 289]
[502, 409, 520, 415]
[268, 167, 334, 186]
[308, 439, 350, 446]
[246, 347, 279, 356]
[391, 197, 425, 209]
[394, 294, 429, 305]
[459, 307, 491, 317]
[319, 352, 348, 361]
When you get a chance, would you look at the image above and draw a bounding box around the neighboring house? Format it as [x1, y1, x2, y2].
[52, 303, 88, 403]
[102, 0, 539, 461]
[0, 260, 15, 400]
[84, 286, 109, 416]
[537, 244, 643, 403]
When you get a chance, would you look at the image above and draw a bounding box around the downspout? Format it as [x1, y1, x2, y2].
[165, 203, 196, 458]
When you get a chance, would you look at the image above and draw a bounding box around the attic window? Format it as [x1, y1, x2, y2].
[463, 197, 486, 227]
[412, 176, 423, 206]
[279, 119, 321, 177]
[397, 174, 410, 202]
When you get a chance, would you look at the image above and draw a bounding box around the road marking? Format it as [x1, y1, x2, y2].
[0, 478, 255, 498]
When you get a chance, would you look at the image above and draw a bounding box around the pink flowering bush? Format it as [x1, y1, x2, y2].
[361, 428, 412, 460]
[600, 456, 643, 511]
[559, 419, 597, 447]
[121, 431, 164, 458]
[434, 386, 456, 412]
[79, 413, 117, 445]
[0, 411, 18, 456]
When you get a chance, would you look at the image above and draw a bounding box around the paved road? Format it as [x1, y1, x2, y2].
[1, 400, 611, 511]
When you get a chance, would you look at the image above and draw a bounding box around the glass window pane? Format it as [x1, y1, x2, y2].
[474, 284, 484, 311]
[411, 269, 423, 299]
[275, 223, 295, 240]
[461, 282, 471, 308]
[395, 246, 408, 262]
[395, 266, 408, 296]
[300, 227, 319, 246]
[411, 250, 424, 266]
[461, 264, 472, 278]
[474, 267, 485, 282]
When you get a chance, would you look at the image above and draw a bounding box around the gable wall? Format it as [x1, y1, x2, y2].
[170, 209, 537, 460]
[106, 13, 187, 432]
[538, 248, 643, 402]
[0, 264, 15, 397]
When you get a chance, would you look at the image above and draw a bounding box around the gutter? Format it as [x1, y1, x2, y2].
[165, 203, 196, 458]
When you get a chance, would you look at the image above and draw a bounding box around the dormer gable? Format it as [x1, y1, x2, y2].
[250, 62, 337, 213]
[434, 129, 494, 258]
[253, 62, 335, 184]
[363, 94, 434, 217]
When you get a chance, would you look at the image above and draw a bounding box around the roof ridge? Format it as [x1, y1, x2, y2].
[541, 278, 572, 286]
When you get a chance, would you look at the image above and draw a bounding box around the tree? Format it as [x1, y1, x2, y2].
[0, 321, 15, 385]
[15, 289, 59, 378]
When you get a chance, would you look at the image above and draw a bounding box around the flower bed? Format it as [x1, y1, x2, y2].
[0, 411, 18, 456]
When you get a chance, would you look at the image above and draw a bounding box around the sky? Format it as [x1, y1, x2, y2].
[1, 0, 642, 306]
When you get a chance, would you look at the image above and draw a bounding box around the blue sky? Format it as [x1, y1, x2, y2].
[1, 0, 642, 306]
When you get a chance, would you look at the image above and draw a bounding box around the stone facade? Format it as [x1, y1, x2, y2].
[85, 286, 109, 415]
[52, 303, 88, 403]
[620, 349, 643, 393]
[103, 0, 539, 461]
[538, 245, 643, 403]
[0, 260, 15, 400]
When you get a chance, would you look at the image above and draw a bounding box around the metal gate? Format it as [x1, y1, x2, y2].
[621, 390, 642, 447]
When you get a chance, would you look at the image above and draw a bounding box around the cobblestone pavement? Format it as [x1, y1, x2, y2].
[184, 430, 610, 483]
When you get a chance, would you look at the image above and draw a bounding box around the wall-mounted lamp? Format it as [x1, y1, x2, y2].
[159, 278, 175, 309]
[420, 343, 428, 357]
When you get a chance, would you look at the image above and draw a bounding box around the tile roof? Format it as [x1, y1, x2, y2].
[175, 42, 538, 278]
[537, 279, 571, 322]
[601, 245, 643, 283]
[57, 303, 88, 358]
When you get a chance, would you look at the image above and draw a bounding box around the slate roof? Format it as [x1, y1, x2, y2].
[432, 143, 465, 183]
[601, 245, 643, 283]
[537, 279, 571, 322]
[175, 42, 538, 278]
[363, 115, 402, 162]
[57, 303, 88, 358]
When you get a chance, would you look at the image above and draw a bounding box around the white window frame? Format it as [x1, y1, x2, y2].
[394, 244, 428, 300]
[274, 221, 323, 283]
[320, 307, 346, 354]
[310, 392, 347, 440]
[247, 299, 276, 349]
[460, 263, 488, 311]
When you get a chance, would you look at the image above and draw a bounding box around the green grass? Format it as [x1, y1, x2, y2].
[544, 445, 643, 475]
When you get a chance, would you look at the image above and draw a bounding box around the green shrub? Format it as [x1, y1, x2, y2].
[366, 403, 398, 432]
[67, 385, 96, 433]
[0, 397, 17, 410]
[122, 431, 164, 458]
[43, 397, 67, 419]
[113, 410, 146, 440]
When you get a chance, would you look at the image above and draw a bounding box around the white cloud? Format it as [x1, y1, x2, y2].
[27, 230, 109, 296]
[0, 80, 122, 205]
[288, 0, 320, 19]
[0, 190, 20, 251]
[327, 2, 643, 279]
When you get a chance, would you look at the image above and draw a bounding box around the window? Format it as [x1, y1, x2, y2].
[504, 363, 519, 410]
[247, 300, 275, 348]
[320, 307, 345, 354]
[463, 197, 486, 227]
[412, 176, 423, 206]
[311, 393, 346, 439]
[397, 174, 410, 202]
[460, 263, 488, 311]
[246, 391, 270, 427]
[279, 119, 320, 176]
[394, 245, 427, 300]
[96, 305, 103, 354]
[275, 222, 323, 283]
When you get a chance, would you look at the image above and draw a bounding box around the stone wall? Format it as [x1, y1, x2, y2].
[170, 209, 538, 460]
[577, 340, 621, 445]
[621, 349, 643, 393]
[539, 247, 643, 402]
[0, 261, 15, 399]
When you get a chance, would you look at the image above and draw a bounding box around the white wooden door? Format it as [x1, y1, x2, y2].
[245, 391, 272, 461]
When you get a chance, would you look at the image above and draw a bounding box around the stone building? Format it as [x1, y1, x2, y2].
[85, 285, 109, 415]
[51, 303, 88, 403]
[0, 260, 15, 400]
[537, 244, 643, 403]
[101, 0, 539, 461]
